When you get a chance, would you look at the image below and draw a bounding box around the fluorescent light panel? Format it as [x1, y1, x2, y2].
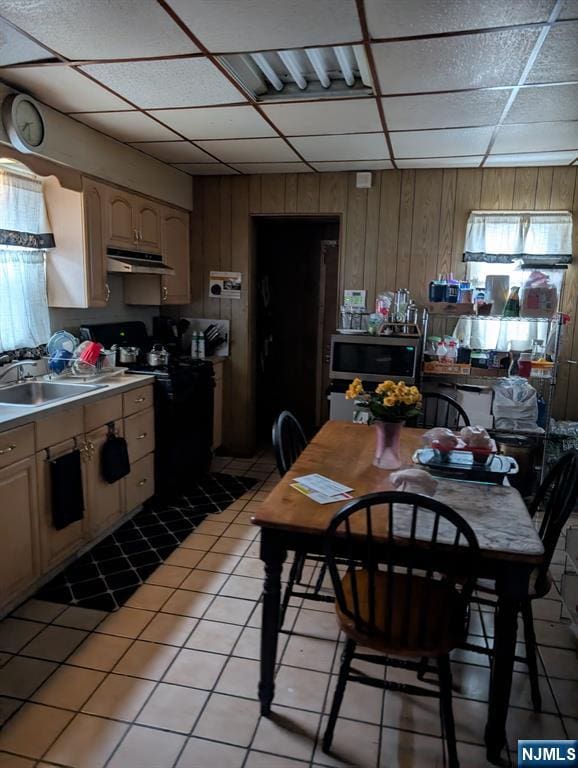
[219, 44, 373, 101]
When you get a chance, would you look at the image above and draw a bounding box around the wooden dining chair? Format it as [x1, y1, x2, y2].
[416, 392, 471, 430]
[322, 491, 480, 768]
[463, 449, 578, 712]
[272, 411, 333, 627]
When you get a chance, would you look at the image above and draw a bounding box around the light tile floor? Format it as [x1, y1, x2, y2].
[0, 452, 576, 768]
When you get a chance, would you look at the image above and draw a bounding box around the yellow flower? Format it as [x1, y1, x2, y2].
[345, 377, 364, 400]
[383, 395, 397, 407]
[375, 380, 395, 395]
[396, 381, 407, 390]
[410, 386, 419, 395]
[402, 395, 414, 405]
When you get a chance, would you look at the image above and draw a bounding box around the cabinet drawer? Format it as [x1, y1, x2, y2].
[36, 406, 84, 451]
[0, 423, 35, 470]
[125, 408, 154, 463]
[123, 385, 154, 417]
[125, 453, 154, 511]
[84, 394, 122, 432]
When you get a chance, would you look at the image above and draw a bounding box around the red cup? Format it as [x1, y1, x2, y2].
[518, 359, 532, 378]
[79, 341, 103, 366]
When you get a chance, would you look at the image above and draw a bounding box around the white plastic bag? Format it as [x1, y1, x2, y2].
[492, 378, 543, 433]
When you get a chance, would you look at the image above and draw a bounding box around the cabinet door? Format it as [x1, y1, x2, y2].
[136, 199, 162, 254]
[106, 188, 136, 249]
[0, 457, 39, 608]
[82, 179, 109, 307]
[161, 207, 190, 304]
[37, 438, 88, 573]
[85, 424, 126, 537]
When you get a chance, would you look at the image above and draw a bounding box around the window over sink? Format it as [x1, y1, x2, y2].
[0, 160, 53, 351]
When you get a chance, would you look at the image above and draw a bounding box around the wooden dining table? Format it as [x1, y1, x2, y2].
[252, 421, 544, 765]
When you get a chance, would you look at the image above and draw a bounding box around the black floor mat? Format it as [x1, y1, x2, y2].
[35, 473, 257, 612]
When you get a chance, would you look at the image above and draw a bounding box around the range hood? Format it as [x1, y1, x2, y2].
[107, 247, 175, 275]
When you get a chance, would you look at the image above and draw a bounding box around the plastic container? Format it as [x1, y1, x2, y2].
[519, 269, 561, 318]
[429, 280, 447, 302]
[518, 352, 532, 378]
[446, 341, 458, 363]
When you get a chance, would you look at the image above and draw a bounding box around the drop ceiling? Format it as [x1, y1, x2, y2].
[0, 0, 576, 175]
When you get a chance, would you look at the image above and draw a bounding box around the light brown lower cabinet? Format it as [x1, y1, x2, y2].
[85, 423, 126, 537]
[36, 436, 88, 573]
[0, 457, 40, 608]
[0, 386, 156, 614]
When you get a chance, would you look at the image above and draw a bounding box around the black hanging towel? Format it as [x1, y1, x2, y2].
[101, 424, 131, 484]
[50, 450, 85, 531]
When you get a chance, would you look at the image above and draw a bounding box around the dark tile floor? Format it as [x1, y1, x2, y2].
[36, 473, 257, 612]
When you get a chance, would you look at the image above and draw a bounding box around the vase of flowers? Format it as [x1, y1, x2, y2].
[345, 378, 422, 469]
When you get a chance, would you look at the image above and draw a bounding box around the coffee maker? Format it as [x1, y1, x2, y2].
[152, 317, 190, 356]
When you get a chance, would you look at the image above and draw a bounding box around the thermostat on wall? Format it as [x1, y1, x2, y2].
[356, 172, 372, 189]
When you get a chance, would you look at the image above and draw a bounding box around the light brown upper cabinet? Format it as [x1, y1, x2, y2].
[124, 206, 191, 306]
[44, 176, 110, 308]
[161, 206, 190, 304]
[106, 188, 136, 250]
[106, 188, 162, 254]
[135, 199, 162, 253]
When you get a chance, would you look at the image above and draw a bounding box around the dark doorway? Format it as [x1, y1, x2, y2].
[254, 217, 339, 443]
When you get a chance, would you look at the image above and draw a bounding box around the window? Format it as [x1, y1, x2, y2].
[0, 164, 52, 351]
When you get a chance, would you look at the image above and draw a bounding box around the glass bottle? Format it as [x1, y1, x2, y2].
[503, 286, 520, 318]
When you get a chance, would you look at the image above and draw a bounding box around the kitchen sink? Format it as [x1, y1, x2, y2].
[0, 381, 105, 406]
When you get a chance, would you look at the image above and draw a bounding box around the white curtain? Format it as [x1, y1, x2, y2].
[0, 251, 50, 350]
[0, 170, 52, 351]
[453, 317, 551, 351]
[464, 211, 573, 265]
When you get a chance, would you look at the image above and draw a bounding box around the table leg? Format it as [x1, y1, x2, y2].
[485, 594, 520, 764]
[259, 528, 287, 716]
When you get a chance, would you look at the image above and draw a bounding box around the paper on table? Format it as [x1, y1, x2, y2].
[293, 473, 353, 497]
[290, 482, 352, 505]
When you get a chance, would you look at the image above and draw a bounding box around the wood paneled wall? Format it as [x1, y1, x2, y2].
[183, 167, 578, 455]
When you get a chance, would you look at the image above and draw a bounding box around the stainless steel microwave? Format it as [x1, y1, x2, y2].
[329, 334, 419, 383]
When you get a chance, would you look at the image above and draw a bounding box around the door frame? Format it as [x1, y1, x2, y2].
[250, 214, 342, 448]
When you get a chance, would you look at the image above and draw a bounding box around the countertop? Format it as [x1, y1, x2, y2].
[0, 373, 154, 432]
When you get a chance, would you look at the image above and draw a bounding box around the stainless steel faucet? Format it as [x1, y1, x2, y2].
[0, 360, 39, 384]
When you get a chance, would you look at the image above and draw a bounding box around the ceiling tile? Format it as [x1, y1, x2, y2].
[383, 90, 510, 130]
[507, 84, 578, 124]
[148, 106, 276, 139]
[0, 0, 198, 59]
[559, 0, 578, 19]
[129, 141, 217, 163]
[165, 0, 362, 52]
[194, 138, 300, 163]
[391, 126, 493, 157]
[290, 133, 389, 161]
[311, 160, 393, 171]
[0, 20, 54, 66]
[261, 99, 381, 136]
[365, 0, 553, 38]
[0, 66, 129, 112]
[372, 28, 540, 94]
[492, 121, 578, 153]
[70, 111, 180, 142]
[527, 21, 578, 84]
[172, 163, 239, 175]
[397, 157, 483, 168]
[485, 151, 578, 166]
[231, 162, 312, 173]
[81, 58, 243, 109]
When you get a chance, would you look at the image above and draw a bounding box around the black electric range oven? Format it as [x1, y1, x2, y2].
[79, 321, 214, 498]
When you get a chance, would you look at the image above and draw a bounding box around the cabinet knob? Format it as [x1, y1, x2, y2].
[137, 478, 147, 487]
[137, 432, 147, 440]
[0, 443, 16, 455]
[134, 396, 146, 403]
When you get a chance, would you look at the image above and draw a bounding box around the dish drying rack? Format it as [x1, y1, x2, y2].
[43, 351, 125, 382]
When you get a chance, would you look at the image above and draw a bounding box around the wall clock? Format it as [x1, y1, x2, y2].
[2, 94, 46, 154]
